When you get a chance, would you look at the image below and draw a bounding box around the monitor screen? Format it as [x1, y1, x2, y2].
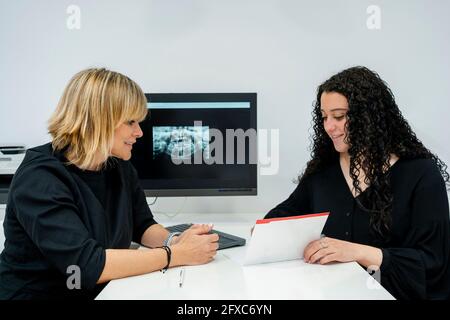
[130, 93, 257, 196]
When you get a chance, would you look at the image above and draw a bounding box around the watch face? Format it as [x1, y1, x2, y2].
[164, 232, 180, 246]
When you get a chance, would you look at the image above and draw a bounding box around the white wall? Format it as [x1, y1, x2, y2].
[1, 0, 449, 215]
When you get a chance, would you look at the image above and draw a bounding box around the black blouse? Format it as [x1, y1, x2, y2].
[0, 143, 157, 299]
[265, 158, 450, 300]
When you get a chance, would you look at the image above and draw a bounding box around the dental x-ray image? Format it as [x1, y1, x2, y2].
[153, 126, 210, 161]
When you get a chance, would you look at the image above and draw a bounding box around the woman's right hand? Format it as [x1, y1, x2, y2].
[171, 224, 219, 266]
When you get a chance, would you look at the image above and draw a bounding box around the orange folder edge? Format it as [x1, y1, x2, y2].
[256, 212, 330, 224]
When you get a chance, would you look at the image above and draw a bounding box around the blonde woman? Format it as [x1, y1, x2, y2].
[0, 68, 218, 299]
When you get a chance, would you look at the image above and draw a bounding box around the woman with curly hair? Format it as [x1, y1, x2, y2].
[265, 66, 450, 300]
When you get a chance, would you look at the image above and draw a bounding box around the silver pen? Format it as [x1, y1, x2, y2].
[179, 268, 185, 288]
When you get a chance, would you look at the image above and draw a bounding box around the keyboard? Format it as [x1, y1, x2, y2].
[166, 223, 246, 250]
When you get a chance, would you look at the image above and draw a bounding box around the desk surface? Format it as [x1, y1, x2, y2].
[96, 213, 394, 300]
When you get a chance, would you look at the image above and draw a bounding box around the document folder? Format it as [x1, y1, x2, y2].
[244, 212, 329, 265]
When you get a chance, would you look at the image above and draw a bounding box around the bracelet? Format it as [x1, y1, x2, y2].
[164, 232, 181, 247]
[160, 245, 171, 273]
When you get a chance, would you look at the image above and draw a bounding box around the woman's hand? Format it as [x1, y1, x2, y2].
[303, 236, 360, 264]
[170, 223, 213, 245]
[303, 236, 382, 268]
[171, 224, 219, 266]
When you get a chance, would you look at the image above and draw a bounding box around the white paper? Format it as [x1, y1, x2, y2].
[244, 213, 329, 265]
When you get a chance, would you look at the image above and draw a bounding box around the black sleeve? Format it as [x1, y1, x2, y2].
[12, 165, 106, 290]
[264, 177, 311, 219]
[128, 164, 158, 244]
[380, 164, 450, 300]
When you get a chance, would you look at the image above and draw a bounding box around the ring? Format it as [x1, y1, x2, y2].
[320, 238, 328, 249]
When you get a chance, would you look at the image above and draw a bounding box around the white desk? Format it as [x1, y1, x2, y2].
[96, 213, 395, 300]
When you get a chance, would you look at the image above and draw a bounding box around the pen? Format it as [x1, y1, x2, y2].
[179, 268, 185, 288]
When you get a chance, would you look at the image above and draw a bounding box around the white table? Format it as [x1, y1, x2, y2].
[96, 213, 395, 300]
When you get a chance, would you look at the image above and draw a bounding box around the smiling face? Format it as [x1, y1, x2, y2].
[320, 91, 349, 154]
[111, 120, 143, 160]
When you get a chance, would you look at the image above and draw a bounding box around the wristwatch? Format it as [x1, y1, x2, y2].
[163, 232, 181, 247]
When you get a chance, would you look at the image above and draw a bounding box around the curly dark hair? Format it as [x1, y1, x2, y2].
[300, 66, 449, 242]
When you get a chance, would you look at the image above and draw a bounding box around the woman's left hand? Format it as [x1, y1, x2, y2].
[303, 236, 360, 264]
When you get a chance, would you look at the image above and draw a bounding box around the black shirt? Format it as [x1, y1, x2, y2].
[76, 166, 110, 211]
[265, 158, 450, 300]
[0, 143, 157, 299]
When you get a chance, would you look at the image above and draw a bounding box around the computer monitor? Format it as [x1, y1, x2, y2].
[130, 93, 257, 197]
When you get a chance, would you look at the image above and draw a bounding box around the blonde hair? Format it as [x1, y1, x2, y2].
[48, 68, 147, 170]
